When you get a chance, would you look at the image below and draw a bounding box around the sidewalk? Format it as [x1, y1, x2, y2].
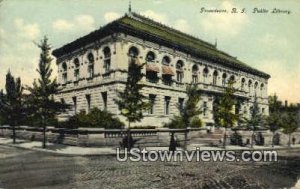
[1, 137, 300, 156]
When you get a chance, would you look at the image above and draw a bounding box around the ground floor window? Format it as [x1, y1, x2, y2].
[164, 96, 171, 115]
[149, 94, 156, 114]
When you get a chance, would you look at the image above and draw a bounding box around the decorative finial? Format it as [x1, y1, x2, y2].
[129, 1, 131, 12]
[214, 38, 218, 48]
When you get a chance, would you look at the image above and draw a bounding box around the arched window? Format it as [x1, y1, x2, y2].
[203, 67, 209, 83]
[254, 81, 259, 95]
[62, 62, 67, 83]
[176, 60, 184, 83]
[146, 51, 155, 62]
[128, 46, 139, 58]
[103, 47, 111, 73]
[248, 80, 253, 93]
[162, 56, 171, 65]
[192, 64, 199, 84]
[260, 83, 264, 91]
[87, 53, 94, 78]
[229, 75, 235, 82]
[213, 70, 218, 85]
[74, 58, 80, 81]
[241, 78, 246, 90]
[87, 53, 94, 63]
[222, 73, 227, 86]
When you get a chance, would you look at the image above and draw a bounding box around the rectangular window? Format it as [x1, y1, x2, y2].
[213, 76, 217, 85]
[101, 92, 107, 111]
[203, 101, 207, 116]
[192, 75, 198, 84]
[178, 98, 184, 111]
[62, 73, 67, 84]
[74, 69, 79, 81]
[72, 97, 77, 114]
[164, 96, 171, 115]
[86, 94, 91, 113]
[104, 59, 111, 73]
[176, 72, 183, 83]
[149, 94, 156, 114]
[88, 65, 94, 78]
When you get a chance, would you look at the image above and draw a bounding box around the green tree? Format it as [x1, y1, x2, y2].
[215, 80, 239, 148]
[244, 96, 265, 148]
[280, 112, 298, 147]
[26, 36, 69, 148]
[114, 58, 149, 149]
[267, 94, 283, 147]
[114, 58, 149, 128]
[0, 71, 25, 143]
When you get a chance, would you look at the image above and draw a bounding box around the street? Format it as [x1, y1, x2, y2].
[0, 145, 299, 189]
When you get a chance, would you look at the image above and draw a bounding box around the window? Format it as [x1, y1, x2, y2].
[87, 53, 94, 78]
[203, 101, 207, 116]
[103, 47, 111, 73]
[162, 56, 171, 65]
[248, 80, 252, 93]
[146, 72, 159, 83]
[164, 96, 171, 115]
[222, 73, 227, 86]
[241, 78, 246, 90]
[62, 62, 67, 83]
[101, 92, 107, 110]
[74, 58, 80, 81]
[192, 65, 199, 84]
[60, 98, 65, 104]
[203, 67, 209, 83]
[178, 98, 184, 111]
[162, 75, 173, 86]
[176, 60, 184, 83]
[146, 51, 155, 62]
[86, 94, 91, 113]
[128, 46, 139, 58]
[229, 75, 235, 84]
[72, 97, 77, 114]
[213, 70, 218, 85]
[149, 94, 156, 114]
[254, 81, 258, 95]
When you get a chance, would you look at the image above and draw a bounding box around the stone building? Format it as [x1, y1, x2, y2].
[52, 10, 270, 127]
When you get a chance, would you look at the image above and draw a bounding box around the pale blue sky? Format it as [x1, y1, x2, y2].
[0, 0, 299, 103]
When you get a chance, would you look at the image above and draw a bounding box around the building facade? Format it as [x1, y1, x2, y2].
[52, 11, 270, 127]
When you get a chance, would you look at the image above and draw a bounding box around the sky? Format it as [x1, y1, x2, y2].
[0, 0, 299, 103]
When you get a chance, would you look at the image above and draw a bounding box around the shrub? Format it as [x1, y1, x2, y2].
[190, 117, 203, 128]
[62, 108, 125, 129]
[163, 116, 185, 128]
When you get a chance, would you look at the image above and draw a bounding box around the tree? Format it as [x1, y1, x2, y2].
[244, 96, 266, 148]
[214, 80, 239, 148]
[0, 71, 25, 143]
[267, 94, 283, 147]
[26, 36, 69, 148]
[280, 112, 298, 147]
[114, 57, 149, 149]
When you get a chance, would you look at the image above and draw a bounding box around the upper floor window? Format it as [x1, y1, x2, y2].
[241, 78, 246, 90]
[87, 53, 94, 63]
[229, 75, 235, 83]
[74, 58, 80, 81]
[146, 51, 155, 62]
[87, 53, 94, 78]
[260, 83, 264, 91]
[203, 67, 209, 83]
[213, 70, 218, 85]
[128, 46, 139, 58]
[176, 60, 184, 83]
[162, 56, 171, 65]
[248, 80, 253, 93]
[62, 62, 67, 83]
[103, 47, 111, 73]
[192, 64, 199, 84]
[222, 73, 227, 86]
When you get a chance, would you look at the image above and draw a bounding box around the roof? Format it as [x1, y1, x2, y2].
[52, 12, 270, 79]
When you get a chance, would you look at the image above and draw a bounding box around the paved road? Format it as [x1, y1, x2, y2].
[0, 145, 299, 189]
